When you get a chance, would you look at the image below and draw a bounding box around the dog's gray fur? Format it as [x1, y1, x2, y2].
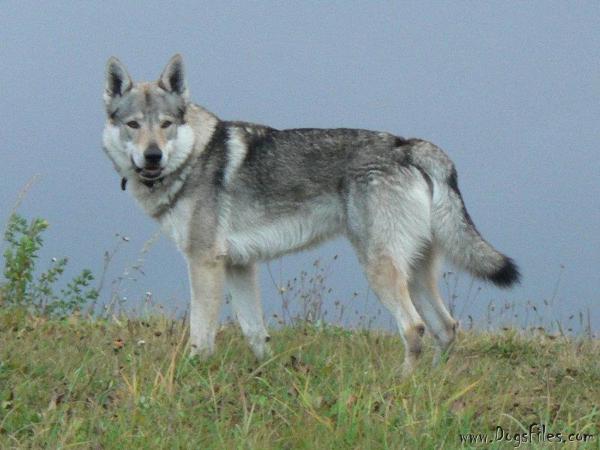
[102, 55, 519, 374]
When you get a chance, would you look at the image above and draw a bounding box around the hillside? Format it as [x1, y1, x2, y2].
[1, 310, 598, 449]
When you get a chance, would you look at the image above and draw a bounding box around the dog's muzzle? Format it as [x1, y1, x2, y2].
[131, 144, 164, 181]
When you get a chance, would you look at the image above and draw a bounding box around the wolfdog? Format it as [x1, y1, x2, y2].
[102, 54, 519, 374]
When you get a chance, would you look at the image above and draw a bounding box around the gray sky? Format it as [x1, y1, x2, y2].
[2, 2, 598, 332]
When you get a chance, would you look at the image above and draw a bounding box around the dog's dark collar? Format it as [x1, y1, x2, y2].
[120, 176, 164, 191]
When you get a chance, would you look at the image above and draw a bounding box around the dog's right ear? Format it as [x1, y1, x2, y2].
[104, 57, 133, 103]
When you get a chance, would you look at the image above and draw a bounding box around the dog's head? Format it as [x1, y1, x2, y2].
[102, 54, 196, 183]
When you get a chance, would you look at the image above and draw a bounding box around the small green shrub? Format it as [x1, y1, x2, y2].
[1, 213, 98, 318]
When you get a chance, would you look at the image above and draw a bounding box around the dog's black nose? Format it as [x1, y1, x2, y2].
[144, 144, 163, 166]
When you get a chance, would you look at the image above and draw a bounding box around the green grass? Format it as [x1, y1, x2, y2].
[0, 309, 598, 449]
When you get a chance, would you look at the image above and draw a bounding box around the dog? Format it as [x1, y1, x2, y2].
[102, 54, 519, 374]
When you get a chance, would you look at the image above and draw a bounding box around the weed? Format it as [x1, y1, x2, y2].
[1, 213, 98, 318]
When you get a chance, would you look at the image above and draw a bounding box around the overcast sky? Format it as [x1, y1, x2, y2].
[2, 2, 598, 333]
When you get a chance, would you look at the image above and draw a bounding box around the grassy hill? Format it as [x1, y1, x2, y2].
[1, 310, 598, 449]
[0, 213, 598, 448]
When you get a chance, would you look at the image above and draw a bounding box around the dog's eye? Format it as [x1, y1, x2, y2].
[160, 120, 173, 129]
[126, 121, 140, 129]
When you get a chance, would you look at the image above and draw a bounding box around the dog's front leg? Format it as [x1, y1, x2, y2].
[187, 254, 225, 358]
[226, 263, 272, 360]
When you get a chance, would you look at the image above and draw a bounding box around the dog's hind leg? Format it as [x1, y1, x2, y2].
[364, 254, 426, 376]
[226, 263, 272, 360]
[347, 167, 433, 375]
[409, 247, 458, 365]
[187, 255, 225, 359]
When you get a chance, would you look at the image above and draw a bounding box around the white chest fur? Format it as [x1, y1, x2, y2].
[158, 197, 195, 252]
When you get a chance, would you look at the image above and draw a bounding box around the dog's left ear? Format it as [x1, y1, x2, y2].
[158, 54, 189, 100]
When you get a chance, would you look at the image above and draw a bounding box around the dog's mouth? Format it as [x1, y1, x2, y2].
[136, 167, 163, 180]
[132, 159, 163, 180]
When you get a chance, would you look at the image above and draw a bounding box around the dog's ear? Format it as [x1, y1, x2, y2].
[158, 54, 189, 99]
[105, 57, 133, 102]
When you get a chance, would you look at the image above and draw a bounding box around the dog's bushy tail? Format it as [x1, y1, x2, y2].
[412, 141, 520, 288]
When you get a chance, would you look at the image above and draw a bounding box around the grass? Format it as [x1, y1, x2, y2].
[0, 209, 597, 448]
[1, 309, 598, 449]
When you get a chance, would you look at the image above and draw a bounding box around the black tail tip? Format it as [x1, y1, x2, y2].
[489, 257, 521, 288]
